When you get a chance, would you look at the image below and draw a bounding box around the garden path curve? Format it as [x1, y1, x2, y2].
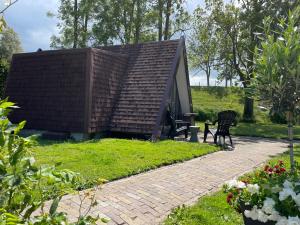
[51, 137, 288, 225]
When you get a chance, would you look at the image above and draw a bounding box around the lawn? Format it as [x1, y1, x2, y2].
[192, 86, 300, 140]
[32, 138, 218, 185]
[191, 86, 269, 123]
[196, 122, 300, 140]
[164, 145, 300, 225]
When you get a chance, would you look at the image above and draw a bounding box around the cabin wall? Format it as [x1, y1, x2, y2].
[5, 49, 88, 133]
[175, 50, 191, 114]
[88, 49, 128, 133]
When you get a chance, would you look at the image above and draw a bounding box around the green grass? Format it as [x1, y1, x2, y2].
[164, 192, 243, 225]
[197, 122, 300, 140]
[32, 138, 218, 184]
[164, 146, 300, 225]
[192, 86, 300, 140]
[191, 86, 269, 123]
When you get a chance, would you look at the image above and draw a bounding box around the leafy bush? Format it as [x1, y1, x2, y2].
[0, 99, 104, 224]
[0, 59, 8, 98]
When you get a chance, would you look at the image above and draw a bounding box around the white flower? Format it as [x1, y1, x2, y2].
[262, 198, 276, 214]
[257, 209, 268, 223]
[226, 179, 246, 189]
[276, 217, 288, 225]
[287, 216, 300, 225]
[283, 180, 294, 189]
[268, 210, 282, 221]
[226, 179, 238, 189]
[237, 181, 246, 189]
[279, 188, 296, 201]
[247, 184, 260, 194]
[244, 206, 258, 221]
[293, 194, 300, 207]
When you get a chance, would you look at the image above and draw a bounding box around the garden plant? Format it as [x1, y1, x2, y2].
[225, 161, 300, 224]
[0, 99, 105, 224]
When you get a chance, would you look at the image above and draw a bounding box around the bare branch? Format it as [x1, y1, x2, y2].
[0, 0, 19, 14]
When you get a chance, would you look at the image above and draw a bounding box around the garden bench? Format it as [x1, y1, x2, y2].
[203, 110, 237, 146]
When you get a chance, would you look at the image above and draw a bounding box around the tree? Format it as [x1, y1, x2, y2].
[206, 0, 296, 121]
[254, 7, 300, 170]
[0, 59, 8, 98]
[50, 0, 95, 48]
[0, 27, 23, 60]
[158, 0, 189, 41]
[0, 0, 19, 32]
[189, 7, 218, 86]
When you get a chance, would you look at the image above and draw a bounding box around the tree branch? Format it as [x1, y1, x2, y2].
[0, 0, 19, 14]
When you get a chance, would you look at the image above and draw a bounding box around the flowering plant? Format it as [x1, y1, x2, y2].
[224, 161, 300, 225]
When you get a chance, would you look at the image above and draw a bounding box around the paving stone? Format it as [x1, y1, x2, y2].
[44, 137, 287, 225]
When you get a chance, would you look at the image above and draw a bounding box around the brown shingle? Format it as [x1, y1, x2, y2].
[100, 40, 180, 135]
[5, 39, 183, 137]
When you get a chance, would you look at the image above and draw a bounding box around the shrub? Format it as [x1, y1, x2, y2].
[0, 59, 8, 98]
[0, 99, 105, 224]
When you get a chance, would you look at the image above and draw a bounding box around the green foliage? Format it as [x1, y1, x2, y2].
[32, 138, 218, 187]
[51, 0, 189, 48]
[254, 7, 300, 119]
[197, 122, 300, 140]
[189, 6, 219, 86]
[191, 86, 269, 123]
[0, 59, 8, 98]
[164, 192, 243, 225]
[50, 0, 95, 48]
[0, 16, 6, 33]
[0, 27, 23, 60]
[0, 99, 102, 224]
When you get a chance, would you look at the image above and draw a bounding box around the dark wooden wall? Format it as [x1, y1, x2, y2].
[5, 49, 88, 133]
[88, 49, 128, 133]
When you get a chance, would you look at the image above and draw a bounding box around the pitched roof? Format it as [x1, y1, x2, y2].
[100, 39, 182, 135]
[5, 39, 187, 138]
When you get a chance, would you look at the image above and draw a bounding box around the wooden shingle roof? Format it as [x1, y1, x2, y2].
[100, 39, 182, 135]
[5, 39, 187, 138]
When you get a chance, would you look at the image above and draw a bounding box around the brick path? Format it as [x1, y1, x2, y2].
[52, 137, 287, 225]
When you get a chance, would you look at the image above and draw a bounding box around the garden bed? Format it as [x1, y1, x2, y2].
[163, 146, 300, 225]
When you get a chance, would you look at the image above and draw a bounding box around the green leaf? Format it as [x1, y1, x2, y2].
[49, 197, 61, 215]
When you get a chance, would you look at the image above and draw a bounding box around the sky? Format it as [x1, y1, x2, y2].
[1, 0, 221, 85]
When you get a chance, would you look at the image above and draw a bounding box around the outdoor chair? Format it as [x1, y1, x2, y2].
[203, 110, 237, 146]
[166, 110, 190, 139]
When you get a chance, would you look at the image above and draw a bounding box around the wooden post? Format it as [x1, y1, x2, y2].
[287, 111, 295, 171]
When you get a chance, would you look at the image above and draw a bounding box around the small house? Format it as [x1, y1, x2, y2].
[5, 38, 193, 139]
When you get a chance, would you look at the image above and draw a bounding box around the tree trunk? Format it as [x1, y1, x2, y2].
[82, 12, 89, 47]
[207, 75, 210, 87]
[134, 0, 141, 44]
[243, 97, 254, 121]
[164, 0, 172, 40]
[287, 111, 295, 171]
[225, 79, 228, 87]
[73, 0, 78, 48]
[158, 0, 163, 41]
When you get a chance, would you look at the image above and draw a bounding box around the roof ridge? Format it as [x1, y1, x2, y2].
[98, 39, 181, 49]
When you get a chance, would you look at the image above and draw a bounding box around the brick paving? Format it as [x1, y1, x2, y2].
[50, 137, 287, 225]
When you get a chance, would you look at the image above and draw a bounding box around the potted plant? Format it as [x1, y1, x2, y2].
[224, 161, 300, 225]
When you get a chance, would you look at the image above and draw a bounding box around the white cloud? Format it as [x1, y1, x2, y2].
[3, 0, 59, 51]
